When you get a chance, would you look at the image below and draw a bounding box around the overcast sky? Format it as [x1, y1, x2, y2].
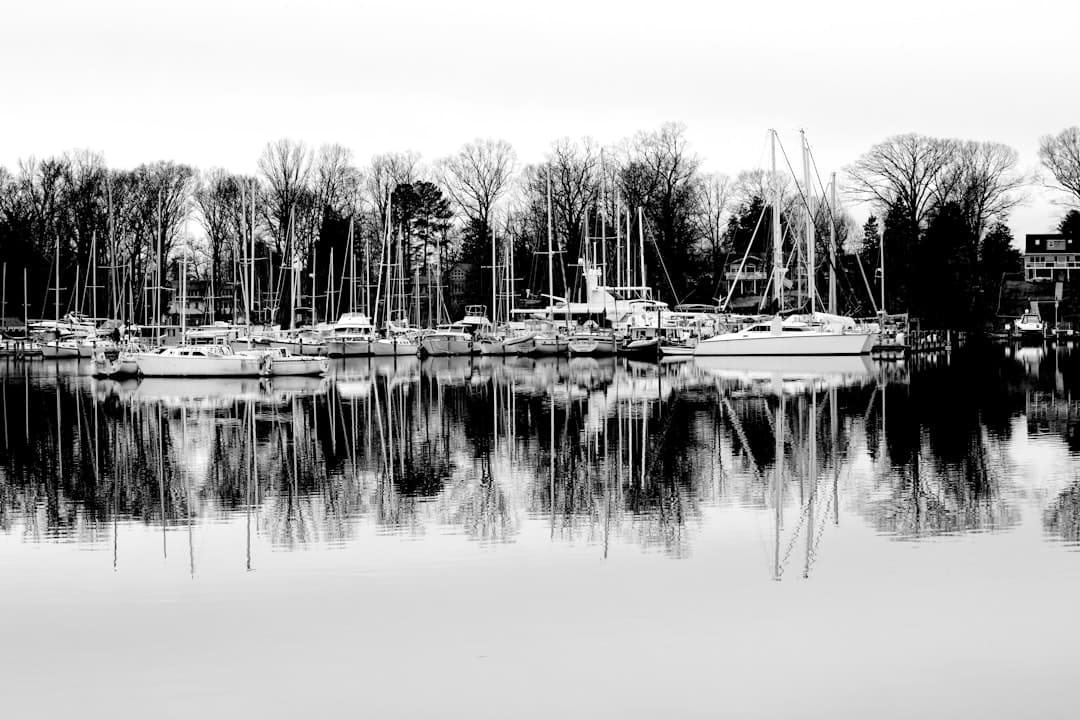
[2, 0, 1076, 237]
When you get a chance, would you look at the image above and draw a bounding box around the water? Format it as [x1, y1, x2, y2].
[2, 346, 1080, 718]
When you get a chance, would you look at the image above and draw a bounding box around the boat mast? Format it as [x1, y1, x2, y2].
[328, 246, 335, 321]
[55, 234, 60, 326]
[637, 207, 646, 298]
[771, 130, 783, 311]
[181, 249, 187, 340]
[802, 130, 815, 315]
[505, 225, 513, 322]
[251, 181, 257, 327]
[615, 193, 622, 289]
[829, 172, 837, 315]
[491, 224, 497, 325]
[546, 169, 555, 324]
[288, 209, 296, 331]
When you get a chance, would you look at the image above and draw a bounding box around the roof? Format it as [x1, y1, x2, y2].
[1026, 233, 1073, 254]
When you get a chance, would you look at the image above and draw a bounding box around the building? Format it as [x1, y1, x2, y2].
[1025, 233, 1080, 282]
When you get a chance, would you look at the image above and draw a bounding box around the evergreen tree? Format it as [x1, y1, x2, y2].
[1059, 209, 1080, 242]
[979, 221, 1021, 322]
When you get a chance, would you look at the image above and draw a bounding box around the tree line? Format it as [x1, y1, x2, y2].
[2, 123, 1078, 327]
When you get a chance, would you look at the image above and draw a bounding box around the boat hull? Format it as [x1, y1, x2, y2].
[135, 353, 264, 377]
[325, 339, 371, 357]
[421, 335, 473, 356]
[370, 339, 418, 356]
[530, 336, 568, 356]
[41, 342, 81, 359]
[622, 338, 660, 359]
[693, 331, 874, 356]
[269, 339, 327, 356]
[568, 336, 617, 355]
[264, 356, 328, 376]
[502, 332, 536, 356]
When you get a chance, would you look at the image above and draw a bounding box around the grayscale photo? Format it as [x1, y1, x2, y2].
[1, 1, 1078, 717]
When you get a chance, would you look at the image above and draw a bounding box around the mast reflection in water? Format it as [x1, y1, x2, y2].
[0, 346, 1066, 563]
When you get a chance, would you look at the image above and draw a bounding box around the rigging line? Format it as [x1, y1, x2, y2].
[803, 139, 865, 306]
[719, 204, 768, 311]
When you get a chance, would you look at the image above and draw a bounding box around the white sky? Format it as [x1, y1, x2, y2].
[2, 0, 1077, 239]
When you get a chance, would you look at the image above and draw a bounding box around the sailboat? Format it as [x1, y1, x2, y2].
[370, 200, 418, 357]
[695, 131, 873, 358]
[135, 252, 264, 377]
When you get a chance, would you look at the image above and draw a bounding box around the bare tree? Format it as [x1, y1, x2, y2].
[437, 138, 516, 232]
[367, 150, 421, 232]
[257, 139, 312, 256]
[845, 133, 955, 230]
[692, 172, 731, 270]
[1038, 126, 1080, 205]
[944, 141, 1025, 240]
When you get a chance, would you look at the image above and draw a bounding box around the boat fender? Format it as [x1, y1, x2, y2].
[260, 354, 273, 376]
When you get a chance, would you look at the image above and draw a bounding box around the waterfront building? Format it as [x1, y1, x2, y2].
[1025, 233, 1080, 281]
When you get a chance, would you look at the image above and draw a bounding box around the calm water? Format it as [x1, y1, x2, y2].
[2, 346, 1080, 718]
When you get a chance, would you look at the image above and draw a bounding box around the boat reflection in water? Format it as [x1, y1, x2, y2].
[0, 344, 1071, 571]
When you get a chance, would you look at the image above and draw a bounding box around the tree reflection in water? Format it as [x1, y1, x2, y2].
[0, 343, 1076, 566]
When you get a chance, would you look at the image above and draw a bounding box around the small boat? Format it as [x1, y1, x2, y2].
[1015, 312, 1046, 342]
[370, 334, 419, 356]
[91, 348, 144, 378]
[421, 326, 474, 356]
[268, 331, 328, 356]
[242, 346, 328, 376]
[620, 325, 660, 360]
[531, 332, 569, 356]
[659, 342, 696, 357]
[568, 323, 617, 356]
[40, 339, 82, 359]
[502, 331, 536, 355]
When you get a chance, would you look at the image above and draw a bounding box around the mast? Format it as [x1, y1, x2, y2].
[615, 194, 622, 289]
[505, 224, 513, 321]
[546, 169, 554, 317]
[771, 130, 783, 310]
[879, 224, 886, 315]
[312, 245, 318, 327]
[91, 231, 98, 321]
[180, 249, 187, 340]
[288, 210, 296, 331]
[802, 130, 815, 315]
[328, 247, 335, 321]
[250, 180, 256, 327]
[55, 234, 60, 325]
[637, 207, 646, 296]
[600, 156, 607, 287]
[347, 217, 355, 314]
[829, 172, 837, 315]
[491, 225, 497, 324]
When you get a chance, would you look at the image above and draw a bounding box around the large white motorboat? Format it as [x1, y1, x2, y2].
[421, 305, 492, 356]
[422, 326, 474, 356]
[693, 313, 874, 356]
[325, 312, 375, 357]
[135, 344, 264, 377]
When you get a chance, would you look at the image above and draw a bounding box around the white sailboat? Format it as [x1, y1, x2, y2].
[695, 130, 872, 358]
